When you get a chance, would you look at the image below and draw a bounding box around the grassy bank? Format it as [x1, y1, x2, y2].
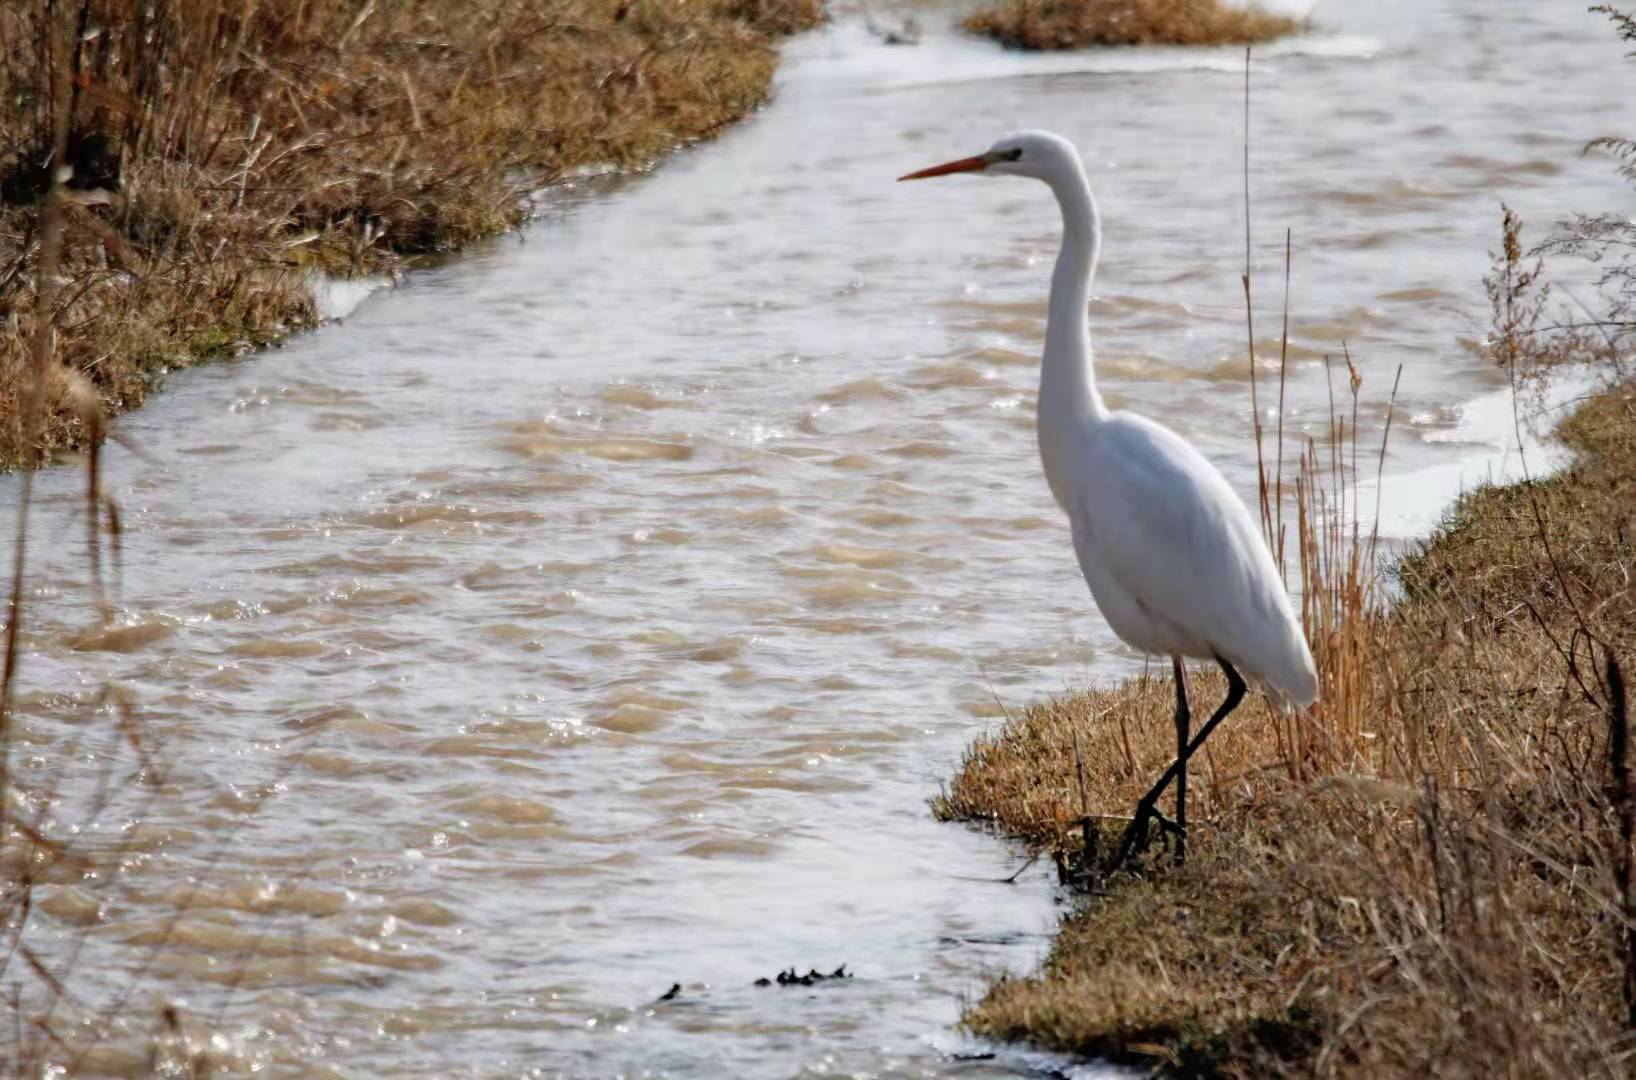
[936, 373, 1636, 1074]
[939, 8, 1636, 1068]
[964, 0, 1299, 50]
[0, 0, 821, 469]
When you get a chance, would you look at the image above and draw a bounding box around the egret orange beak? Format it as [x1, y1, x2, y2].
[897, 154, 990, 181]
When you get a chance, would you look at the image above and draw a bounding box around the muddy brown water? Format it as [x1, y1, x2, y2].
[6, 2, 1636, 1075]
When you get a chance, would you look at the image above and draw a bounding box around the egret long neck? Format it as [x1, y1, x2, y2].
[1041, 166, 1106, 422]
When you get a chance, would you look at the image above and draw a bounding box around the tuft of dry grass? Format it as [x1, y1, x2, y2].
[963, 0, 1299, 50]
[0, 0, 823, 469]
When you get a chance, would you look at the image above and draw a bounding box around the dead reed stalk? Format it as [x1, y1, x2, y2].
[1609, 655, 1635, 1029]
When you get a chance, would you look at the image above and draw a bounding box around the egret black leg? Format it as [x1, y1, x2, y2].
[1173, 657, 1189, 865]
[1108, 657, 1246, 873]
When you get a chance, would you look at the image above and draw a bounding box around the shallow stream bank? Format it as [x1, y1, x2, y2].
[939, 375, 1636, 1076]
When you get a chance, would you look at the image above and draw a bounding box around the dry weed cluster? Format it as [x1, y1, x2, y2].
[964, 0, 1299, 50]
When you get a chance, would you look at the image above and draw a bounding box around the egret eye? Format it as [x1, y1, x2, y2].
[1004, 148, 1023, 161]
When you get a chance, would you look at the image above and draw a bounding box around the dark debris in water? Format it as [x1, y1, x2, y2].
[936, 931, 1031, 948]
[753, 964, 851, 987]
[656, 982, 681, 1002]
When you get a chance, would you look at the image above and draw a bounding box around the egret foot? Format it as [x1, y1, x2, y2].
[1104, 658, 1249, 875]
[1105, 801, 1184, 873]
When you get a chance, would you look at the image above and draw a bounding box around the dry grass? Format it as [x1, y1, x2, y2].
[935, 27, 1636, 1063]
[938, 378, 1636, 1075]
[964, 0, 1299, 50]
[935, 262, 1636, 1076]
[0, 0, 822, 469]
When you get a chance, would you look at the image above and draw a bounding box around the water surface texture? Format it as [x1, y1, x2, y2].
[8, 2, 1636, 1075]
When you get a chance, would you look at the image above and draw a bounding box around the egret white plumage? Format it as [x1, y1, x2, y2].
[900, 130, 1318, 868]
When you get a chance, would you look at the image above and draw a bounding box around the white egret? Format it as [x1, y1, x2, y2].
[900, 130, 1318, 868]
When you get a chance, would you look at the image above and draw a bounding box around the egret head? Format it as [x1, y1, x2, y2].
[898, 130, 1083, 186]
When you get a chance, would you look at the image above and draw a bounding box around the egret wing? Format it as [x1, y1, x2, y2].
[1068, 414, 1316, 702]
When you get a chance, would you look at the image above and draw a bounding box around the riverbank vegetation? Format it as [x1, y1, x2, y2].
[935, 11, 1636, 1072]
[964, 0, 1299, 50]
[938, 371, 1634, 1074]
[0, 0, 822, 469]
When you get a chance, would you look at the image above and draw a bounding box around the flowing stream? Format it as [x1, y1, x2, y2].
[6, 1, 1636, 1075]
